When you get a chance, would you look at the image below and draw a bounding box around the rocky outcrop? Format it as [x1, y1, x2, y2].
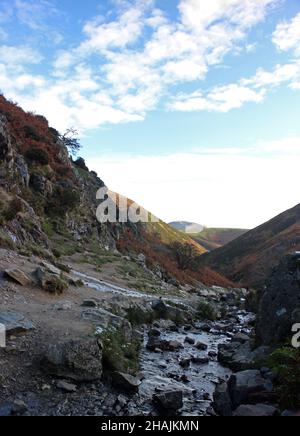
[41, 338, 103, 382]
[256, 253, 300, 346]
[0, 310, 35, 336]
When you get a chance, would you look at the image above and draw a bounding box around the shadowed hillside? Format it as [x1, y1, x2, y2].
[199, 204, 300, 288]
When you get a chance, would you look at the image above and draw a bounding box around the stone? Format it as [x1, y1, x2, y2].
[82, 299, 98, 308]
[41, 338, 102, 382]
[148, 328, 161, 338]
[56, 380, 77, 393]
[195, 341, 208, 351]
[218, 341, 270, 372]
[228, 370, 272, 410]
[185, 336, 195, 345]
[4, 269, 31, 286]
[179, 358, 191, 368]
[153, 391, 183, 413]
[233, 404, 278, 417]
[111, 372, 141, 394]
[146, 337, 183, 352]
[191, 356, 209, 365]
[213, 383, 232, 417]
[40, 261, 61, 275]
[232, 333, 251, 344]
[0, 310, 35, 336]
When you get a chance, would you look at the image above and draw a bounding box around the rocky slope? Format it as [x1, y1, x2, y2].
[0, 94, 232, 288]
[199, 204, 300, 288]
[190, 228, 248, 251]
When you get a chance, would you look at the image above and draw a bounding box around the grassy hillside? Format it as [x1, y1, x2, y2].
[190, 228, 248, 251]
[199, 204, 300, 288]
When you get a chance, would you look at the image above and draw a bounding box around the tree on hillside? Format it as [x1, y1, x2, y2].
[171, 242, 199, 271]
[60, 128, 82, 156]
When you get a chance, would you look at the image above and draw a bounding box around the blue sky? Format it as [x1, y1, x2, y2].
[0, 0, 300, 227]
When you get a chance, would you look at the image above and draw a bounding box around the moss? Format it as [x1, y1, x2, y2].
[97, 328, 141, 375]
[126, 306, 156, 326]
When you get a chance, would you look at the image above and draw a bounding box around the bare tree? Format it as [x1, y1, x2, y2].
[60, 128, 82, 156]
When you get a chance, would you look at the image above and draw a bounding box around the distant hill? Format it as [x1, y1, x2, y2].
[190, 228, 248, 251]
[169, 222, 248, 251]
[169, 221, 204, 234]
[199, 204, 300, 289]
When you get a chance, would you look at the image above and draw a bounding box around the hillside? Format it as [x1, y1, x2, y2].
[199, 204, 300, 288]
[190, 228, 248, 251]
[0, 94, 232, 288]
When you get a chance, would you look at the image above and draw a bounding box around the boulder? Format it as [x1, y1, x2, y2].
[41, 338, 102, 382]
[191, 356, 209, 365]
[195, 341, 208, 351]
[218, 341, 270, 372]
[185, 336, 195, 345]
[213, 383, 232, 417]
[153, 391, 183, 414]
[233, 404, 278, 417]
[0, 310, 35, 336]
[257, 254, 300, 346]
[146, 337, 183, 352]
[228, 370, 272, 410]
[111, 372, 141, 394]
[4, 269, 31, 286]
[56, 380, 77, 393]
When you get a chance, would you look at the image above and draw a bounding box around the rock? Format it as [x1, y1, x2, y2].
[52, 300, 73, 311]
[228, 370, 272, 410]
[0, 400, 28, 416]
[151, 299, 191, 324]
[213, 383, 232, 416]
[82, 299, 98, 308]
[33, 267, 68, 294]
[81, 308, 130, 333]
[218, 341, 270, 372]
[146, 337, 183, 352]
[191, 356, 209, 365]
[233, 404, 278, 417]
[56, 380, 77, 393]
[153, 391, 183, 413]
[148, 328, 161, 338]
[111, 372, 141, 394]
[208, 351, 218, 359]
[137, 253, 146, 265]
[40, 261, 61, 275]
[281, 409, 300, 417]
[185, 336, 195, 345]
[0, 310, 35, 336]
[232, 333, 251, 344]
[257, 254, 300, 346]
[179, 358, 191, 368]
[4, 269, 31, 286]
[195, 341, 208, 351]
[41, 338, 102, 382]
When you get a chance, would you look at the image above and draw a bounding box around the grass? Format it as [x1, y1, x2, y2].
[197, 300, 218, 321]
[0, 229, 15, 249]
[97, 327, 141, 375]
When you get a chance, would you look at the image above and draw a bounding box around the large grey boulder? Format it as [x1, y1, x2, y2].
[257, 254, 300, 346]
[228, 370, 272, 410]
[218, 341, 270, 371]
[41, 338, 102, 382]
[0, 310, 35, 336]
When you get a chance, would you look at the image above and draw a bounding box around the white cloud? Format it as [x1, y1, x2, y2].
[86, 137, 300, 229]
[273, 12, 300, 56]
[0, 0, 295, 130]
[0, 45, 42, 65]
[171, 84, 265, 112]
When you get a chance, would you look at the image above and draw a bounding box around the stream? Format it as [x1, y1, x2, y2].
[73, 269, 254, 416]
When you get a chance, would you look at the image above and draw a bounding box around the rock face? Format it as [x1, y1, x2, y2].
[256, 253, 300, 346]
[111, 372, 141, 394]
[0, 310, 35, 336]
[41, 338, 102, 382]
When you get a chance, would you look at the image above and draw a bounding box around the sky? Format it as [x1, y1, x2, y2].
[0, 0, 300, 228]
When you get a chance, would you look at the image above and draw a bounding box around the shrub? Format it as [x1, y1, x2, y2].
[25, 148, 49, 166]
[23, 125, 42, 142]
[98, 328, 141, 374]
[267, 347, 300, 409]
[45, 183, 80, 217]
[4, 198, 23, 221]
[197, 301, 218, 321]
[0, 229, 15, 249]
